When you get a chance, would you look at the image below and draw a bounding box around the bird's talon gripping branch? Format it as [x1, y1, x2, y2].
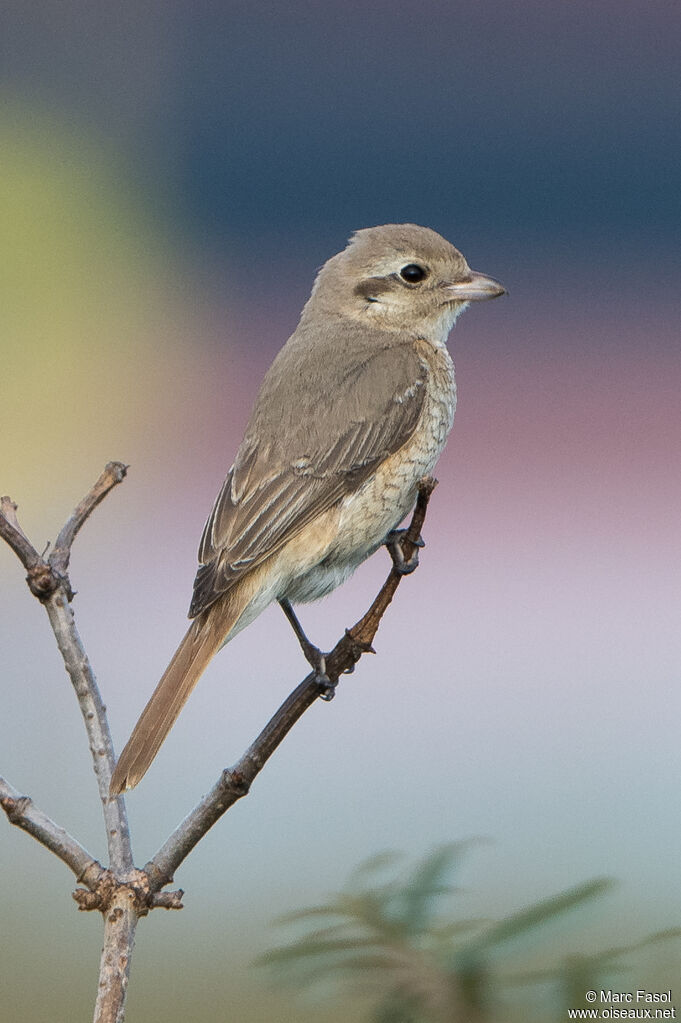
[317, 674, 337, 701]
[311, 654, 341, 702]
[311, 653, 330, 687]
[385, 529, 424, 575]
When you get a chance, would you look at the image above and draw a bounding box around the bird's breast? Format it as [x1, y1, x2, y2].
[338, 340, 455, 551]
[284, 340, 456, 605]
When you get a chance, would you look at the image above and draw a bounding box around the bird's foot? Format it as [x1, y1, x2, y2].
[278, 598, 336, 699]
[313, 653, 337, 701]
[299, 642, 336, 700]
[385, 529, 425, 575]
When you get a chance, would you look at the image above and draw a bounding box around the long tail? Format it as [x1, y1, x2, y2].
[110, 602, 236, 794]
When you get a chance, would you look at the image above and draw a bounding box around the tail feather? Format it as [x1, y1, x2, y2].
[110, 613, 223, 795]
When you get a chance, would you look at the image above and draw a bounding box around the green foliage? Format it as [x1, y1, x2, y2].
[259, 845, 681, 1023]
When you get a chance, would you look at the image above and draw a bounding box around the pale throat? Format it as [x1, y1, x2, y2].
[431, 301, 469, 346]
[358, 298, 469, 347]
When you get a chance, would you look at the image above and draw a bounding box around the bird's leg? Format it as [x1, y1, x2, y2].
[278, 598, 336, 699]
[385, 529, 425, 575]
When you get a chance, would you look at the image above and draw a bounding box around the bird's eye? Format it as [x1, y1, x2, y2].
[399, 264, 428, 283]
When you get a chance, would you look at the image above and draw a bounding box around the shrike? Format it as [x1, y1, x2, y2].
[110, 224, 505, 794]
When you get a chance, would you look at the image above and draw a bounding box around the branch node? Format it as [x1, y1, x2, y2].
[72, 888, 102, 911]
[343, 628, 376, 659]
[26, 561, 62, 601]
[0, 794, 30, 820]
[223, 768, 251, 796]
[71, 867, 172, 916]
[72, 871, 115, 912]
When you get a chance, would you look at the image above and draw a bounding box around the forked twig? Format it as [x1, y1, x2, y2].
[0, 777, 105, 888]
[1, 465, 438, 1023]
[1, 463, 135, 1023]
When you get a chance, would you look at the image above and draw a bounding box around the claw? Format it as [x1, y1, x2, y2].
[317, 673, 337, 701]
[312, 654, 337, 700]
[385, 529, 423, 575]
[312, 654, 330, 686]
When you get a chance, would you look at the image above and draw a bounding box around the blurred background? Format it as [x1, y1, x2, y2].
[1, 2, 679, 1020]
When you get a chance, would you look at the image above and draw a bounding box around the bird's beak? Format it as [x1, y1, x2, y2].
[444, 270, 507, 302]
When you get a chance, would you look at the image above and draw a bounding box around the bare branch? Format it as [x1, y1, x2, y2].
[149, 890, 184, 910]
[43, 590, 134, 874]
[145, 677, 319, 890]
[0, 464, 134, 872]
[1, 466, 139, 1021]
[50, 461, 128, 579]
[0, 495, 41, 571]
[93, 889, 139, 1023]
[1, 462, 128, 601]
[2, 468, 437, 1023]
[0, 776, 105, 889]
[72, 870, 182, 1021]
[146, 477, 438, 891]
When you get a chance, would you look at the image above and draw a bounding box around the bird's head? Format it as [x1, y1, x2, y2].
[305, 223, 506, 342]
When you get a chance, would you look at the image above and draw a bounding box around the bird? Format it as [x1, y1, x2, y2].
[109, 223, 505, 794]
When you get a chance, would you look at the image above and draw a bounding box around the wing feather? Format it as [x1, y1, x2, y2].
[189, 339, 428, 617]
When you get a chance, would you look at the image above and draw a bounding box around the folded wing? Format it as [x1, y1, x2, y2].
[189, 339, 428, 618]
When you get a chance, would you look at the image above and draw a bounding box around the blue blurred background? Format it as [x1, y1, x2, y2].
[1, 3, 679, 1020]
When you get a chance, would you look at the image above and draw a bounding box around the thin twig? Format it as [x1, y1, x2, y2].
[1, 464, 136, 1023]
[146, 477, 438, 890]
[0, 495, 41, 570]
[1, 467, 134, 873]
[43, 590, 134, 874]
[0, 776, 105, 889]
[145, 677, 320, 890]
[50, 461, 128, 579]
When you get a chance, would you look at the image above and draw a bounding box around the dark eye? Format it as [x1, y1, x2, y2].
[399, 263, 428, 283]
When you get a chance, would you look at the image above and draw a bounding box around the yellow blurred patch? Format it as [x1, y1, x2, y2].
[0, 107, 203, 516]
